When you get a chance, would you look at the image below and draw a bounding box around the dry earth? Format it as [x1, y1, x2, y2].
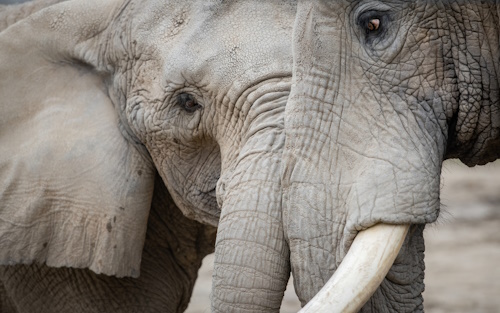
[186, 159, 500, 313]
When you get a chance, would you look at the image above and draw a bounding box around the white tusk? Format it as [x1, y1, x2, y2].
[298, 223, 410, 313]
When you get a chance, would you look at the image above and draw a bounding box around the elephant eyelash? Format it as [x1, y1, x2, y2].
[177, 93, 202, 113]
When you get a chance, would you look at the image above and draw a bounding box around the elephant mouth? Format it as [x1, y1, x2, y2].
[298, 224, 410, 312]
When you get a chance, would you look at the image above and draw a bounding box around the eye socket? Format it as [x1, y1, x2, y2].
[356, 7, 401, 60]
[177, 93, 202, 113]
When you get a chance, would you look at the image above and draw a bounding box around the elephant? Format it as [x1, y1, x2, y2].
[280, 0, 500, 312]
[0, 0, 297, 312]
[3, 0, 498, 312]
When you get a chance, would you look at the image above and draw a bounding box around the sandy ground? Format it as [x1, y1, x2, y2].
[186, 160, 500, 313]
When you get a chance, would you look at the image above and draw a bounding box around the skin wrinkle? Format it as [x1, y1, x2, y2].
[374, 29, 447, 167]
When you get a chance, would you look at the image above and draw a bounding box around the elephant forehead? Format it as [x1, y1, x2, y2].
[132, 0, 295, 92]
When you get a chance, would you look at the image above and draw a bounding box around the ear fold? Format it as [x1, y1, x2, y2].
[0, 0, 155, 278]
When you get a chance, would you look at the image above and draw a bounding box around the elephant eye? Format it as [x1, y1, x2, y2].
[367, 18, 380, 32]
[358, 10, 388, 37]
[177, 93, 202, 113]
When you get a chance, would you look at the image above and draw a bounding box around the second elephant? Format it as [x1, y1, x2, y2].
[0, 0, 296, 312]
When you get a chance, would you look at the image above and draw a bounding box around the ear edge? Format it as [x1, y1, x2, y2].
[0, 209, 147, 278]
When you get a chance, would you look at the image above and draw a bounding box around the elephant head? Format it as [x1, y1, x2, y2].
[283, 0, 499, 311]
[0, 0, 296, 311]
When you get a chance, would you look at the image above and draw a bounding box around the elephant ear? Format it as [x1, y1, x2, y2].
[0, 0, 155, 278]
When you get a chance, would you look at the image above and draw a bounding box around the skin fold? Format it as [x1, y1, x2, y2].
[283, 0, 499, 312]
[0, 0, 295, 312]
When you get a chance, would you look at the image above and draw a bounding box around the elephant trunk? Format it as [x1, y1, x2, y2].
[211, 94, 290, 313]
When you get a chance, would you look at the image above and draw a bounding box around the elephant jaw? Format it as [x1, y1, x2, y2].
[299, 224, 410, 313]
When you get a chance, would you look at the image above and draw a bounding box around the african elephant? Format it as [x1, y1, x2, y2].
[282, 0, 500, 312]
[0, 0, 296, 312]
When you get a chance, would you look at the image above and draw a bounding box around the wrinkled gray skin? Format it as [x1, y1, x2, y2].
[3, 1, 499, 313]
[282, 0, 500, 312]
[0, 0, 295, 312]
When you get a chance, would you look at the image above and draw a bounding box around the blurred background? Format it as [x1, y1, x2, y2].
[187, 159, 500, 313]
